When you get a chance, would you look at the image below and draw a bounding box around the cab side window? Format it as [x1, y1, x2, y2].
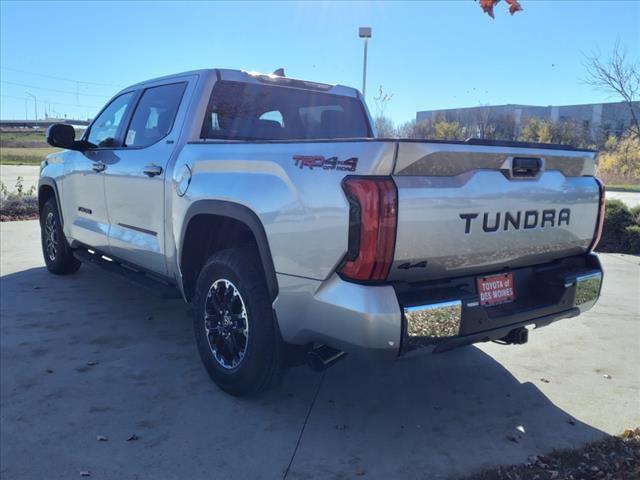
[87, 92, 135, 148]
[125, 83, 186, 148]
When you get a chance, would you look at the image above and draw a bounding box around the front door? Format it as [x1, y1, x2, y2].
[103, 82, 187, 275]
[61, 91, 136, 251]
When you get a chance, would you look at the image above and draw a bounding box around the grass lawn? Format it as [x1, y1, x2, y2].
[607, 184, 640, 193]
[0, 130, 48, 144]
[0, 147, 60, 165]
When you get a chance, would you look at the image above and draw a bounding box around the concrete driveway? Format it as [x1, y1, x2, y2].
[1, 220, 639, 480]
[607, 190, 640, 208]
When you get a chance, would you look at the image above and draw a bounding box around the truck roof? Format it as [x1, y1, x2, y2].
[121, 69, 360, 98]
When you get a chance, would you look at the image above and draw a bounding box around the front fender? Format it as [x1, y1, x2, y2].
[38, 177, 63, 225]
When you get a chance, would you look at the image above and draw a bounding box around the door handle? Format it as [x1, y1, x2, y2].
[92, 161, 106, 173]
[143, 165, 163, 177]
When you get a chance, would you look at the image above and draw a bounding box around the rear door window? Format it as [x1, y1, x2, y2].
[201, 81, 371, 140]
[125, 82, 186, 148]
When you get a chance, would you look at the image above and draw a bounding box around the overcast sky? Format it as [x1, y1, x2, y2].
[1, 1, 638, 123]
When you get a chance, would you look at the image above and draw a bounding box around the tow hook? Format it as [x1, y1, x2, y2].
[306, 345, 346, 372]
[501, 327, 529, 345]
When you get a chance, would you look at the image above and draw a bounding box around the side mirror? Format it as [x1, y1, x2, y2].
[46, 124, 80, 150]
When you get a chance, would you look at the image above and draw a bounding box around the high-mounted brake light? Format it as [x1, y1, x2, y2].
[339, 177, 397, 282]
[589, 177, 606, 252]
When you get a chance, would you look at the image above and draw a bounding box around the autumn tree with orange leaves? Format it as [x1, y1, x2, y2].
[478, 0, 523, 18]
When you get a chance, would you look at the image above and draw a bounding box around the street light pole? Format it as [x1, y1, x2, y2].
[359, 27, 372, 98]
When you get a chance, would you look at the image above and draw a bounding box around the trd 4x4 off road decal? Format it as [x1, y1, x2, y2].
[293, 155, 358, 172]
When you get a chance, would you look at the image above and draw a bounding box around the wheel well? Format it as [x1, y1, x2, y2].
[38, 185, 56, 213]
[181, 214, 264, 301]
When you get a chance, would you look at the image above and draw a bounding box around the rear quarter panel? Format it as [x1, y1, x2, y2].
[170, 140, 396, 280]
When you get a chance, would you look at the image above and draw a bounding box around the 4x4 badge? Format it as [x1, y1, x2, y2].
[293, 155, 358, 172]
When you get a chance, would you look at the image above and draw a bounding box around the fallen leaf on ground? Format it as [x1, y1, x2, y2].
[465, 427, 640, 480]
[621, 428, 640, 439]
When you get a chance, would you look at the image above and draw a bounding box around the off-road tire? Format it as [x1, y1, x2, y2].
[40, 198, 81, 275]
[192, 248, 284, 396]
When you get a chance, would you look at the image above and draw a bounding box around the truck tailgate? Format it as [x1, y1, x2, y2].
[389, 141, 600, 282]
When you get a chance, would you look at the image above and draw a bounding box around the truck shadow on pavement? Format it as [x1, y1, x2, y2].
[0, 266, 606, 480]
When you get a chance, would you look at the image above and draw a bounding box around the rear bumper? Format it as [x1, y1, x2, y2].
[273, 254, 603, 358]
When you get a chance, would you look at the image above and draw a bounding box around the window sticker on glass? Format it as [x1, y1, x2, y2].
[126, 130, 136, 145]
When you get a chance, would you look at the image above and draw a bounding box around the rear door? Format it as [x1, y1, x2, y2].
[389, 141, 600, 282]
[103, 80, 189, 275]
[61, 91, 136, 251]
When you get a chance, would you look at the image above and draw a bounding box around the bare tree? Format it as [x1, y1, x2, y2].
[492, 114, 518, 141]
[473, 105, 494, 139]
[373, 85, 394, 119]
[375, 116, 396, 138]
[397, 119, 435, 139]
[372, 86, 395, 137]
[585, 42, 640, 139]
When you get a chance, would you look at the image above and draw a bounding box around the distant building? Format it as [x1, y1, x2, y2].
[416, 101, 639, 138]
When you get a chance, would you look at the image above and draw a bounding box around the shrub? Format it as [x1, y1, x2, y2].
[630, 205, 640, 225]
[597, 200, 640, 254]
[0, 177, 38, 221]
[0, 195, 38, 221]
[597, 134, 640, 185]
[624, 225, 640, 254]
[597, 200, 635, 252]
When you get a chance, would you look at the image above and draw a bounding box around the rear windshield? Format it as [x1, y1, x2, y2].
[201, 81, 371, 141]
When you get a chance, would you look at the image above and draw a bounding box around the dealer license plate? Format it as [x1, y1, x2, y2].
[477, 273, 515, 306]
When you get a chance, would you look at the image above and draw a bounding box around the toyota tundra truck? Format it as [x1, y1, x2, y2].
[40, 68, 605, 396]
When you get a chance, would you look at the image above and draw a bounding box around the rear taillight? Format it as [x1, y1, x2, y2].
[589, 177, 606, 252]
[339, 177, 397, 282]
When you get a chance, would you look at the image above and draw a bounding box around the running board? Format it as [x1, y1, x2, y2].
[73, 248, 181, 299]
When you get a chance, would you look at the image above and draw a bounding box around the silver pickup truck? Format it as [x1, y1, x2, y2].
[40, 68, 605, 395]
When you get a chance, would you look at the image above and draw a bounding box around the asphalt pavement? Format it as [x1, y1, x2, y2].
[1, 220, 639, 479]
